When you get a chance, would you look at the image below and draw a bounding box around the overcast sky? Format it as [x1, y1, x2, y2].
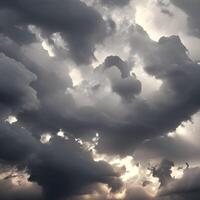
[0, 0, 200, 200]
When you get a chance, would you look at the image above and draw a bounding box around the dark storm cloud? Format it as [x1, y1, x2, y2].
[96, 28, 200, 154]
[1, 0, 200, 168]
[100, 0, 130, 7]
[111, 25, 200, 149]
[171, 0, 200, 37]
[0, 25, 35, 45]
[135, 132, 200, 163]
[0, 122, 38, 164]
[0, 0, 108, 64]
[0, 122, 122, 200]
[0, 179, 43, 200]
[2, 23, 200, 157]
[0, 53, 39, 119]
[28, 137, 122, 200]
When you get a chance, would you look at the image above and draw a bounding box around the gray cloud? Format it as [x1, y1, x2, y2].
[124, 187, 153, 200]
[100, 0, 130, 7]
[0, 53, 39, 119]
[2, 23, 200, 158]
[0, 0, 108, 64]
[158, 167, 200, 200]
[151, 159, 174, 188]
[96, 55, 141, 100]
[171, 0, 200, 37]
[106, 67, 141, 100]
[0, 179, 43, 200]
[0, 122, 38, 164]
[0, 122, 122, 200]
[28, 137, 122, 200]
[1, 2, 200, 199]
[103, 56, 131, 78]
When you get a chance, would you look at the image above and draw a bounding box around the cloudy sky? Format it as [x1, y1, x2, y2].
[1, 0, 200, 200]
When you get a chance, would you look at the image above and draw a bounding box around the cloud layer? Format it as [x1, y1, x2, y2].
[0, 0, 200, 199]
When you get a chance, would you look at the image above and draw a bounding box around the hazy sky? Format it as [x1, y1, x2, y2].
[0, 0, 200, 200]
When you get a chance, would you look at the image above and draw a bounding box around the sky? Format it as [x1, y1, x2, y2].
[0, 0, 200, 200]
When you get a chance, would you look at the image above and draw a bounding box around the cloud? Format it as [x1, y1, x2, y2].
[27, 136, 122, 200]
[100, 0, 130, 7]
[0, 122, 122, 200]
[124, 187, 153, 200]
[96, 55, 142, 100]
[2, 22, 200, 158]
[158, 167, 200, 200]
[0, 0, 109, 64]
[1, 2, 200, 199]
[103, 56, 131, 78]
[151, 159, 174, 188]
[0, 53, 39, 119]
[171, 0, 200, 37]
[0, 179, 43, 200]
[0, 122, 38, 164]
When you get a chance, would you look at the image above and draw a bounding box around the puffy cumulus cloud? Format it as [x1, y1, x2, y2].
[0, 53, 39, 119]
[170, 0, 200, 37]
[0, 0, 110, 64]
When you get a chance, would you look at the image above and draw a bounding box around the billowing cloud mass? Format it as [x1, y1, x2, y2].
[0, 0, 200, 200]
[0, 53, 39, 119]
[0, 0, 110, 64]
[171, 0, 200, 37]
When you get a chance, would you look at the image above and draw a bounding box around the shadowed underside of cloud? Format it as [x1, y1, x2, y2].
[0, 0, 200, 200]
[0, 0, 109, 64]
[0, 122, 122, 200]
